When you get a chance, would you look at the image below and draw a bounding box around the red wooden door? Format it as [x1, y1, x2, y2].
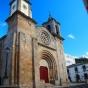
[40, 66, 49, 83]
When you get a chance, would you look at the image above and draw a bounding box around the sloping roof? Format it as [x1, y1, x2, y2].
[67, 63, 84, 68]
[42, 17, 60, 25]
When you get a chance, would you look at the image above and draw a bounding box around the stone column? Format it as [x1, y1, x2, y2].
[32, 38, 40, 88]
[11, 32, 20, 86]
[55, 38, 62, 86]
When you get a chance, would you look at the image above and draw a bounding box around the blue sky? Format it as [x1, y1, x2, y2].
[0, 0, 88, 57]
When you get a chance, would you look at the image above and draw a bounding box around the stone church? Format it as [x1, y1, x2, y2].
[0, 0, 68, 88]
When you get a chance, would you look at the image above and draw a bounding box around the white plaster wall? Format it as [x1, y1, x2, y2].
[11, 0, 17, 15]
[78, 65, 84, 81]
[69, 67, 76, 82]
[68, 64, 88, 82]
[86, 64, 88, 70]
[20, 0, 29, 16]
[29, 9, 32, 18]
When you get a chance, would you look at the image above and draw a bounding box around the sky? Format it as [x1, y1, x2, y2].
[0, 0, 88, 57]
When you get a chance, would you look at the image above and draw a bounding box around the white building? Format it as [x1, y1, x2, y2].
[67, 63, 88, 83]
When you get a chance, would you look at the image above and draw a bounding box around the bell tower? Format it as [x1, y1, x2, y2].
[42, 16, 64, 41]
[4, 0, 37, 87]
[6, 0, 36, 33]
[10, 0, 32, 18]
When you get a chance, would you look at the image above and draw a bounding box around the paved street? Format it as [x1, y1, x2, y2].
[69, 83, 88, 88]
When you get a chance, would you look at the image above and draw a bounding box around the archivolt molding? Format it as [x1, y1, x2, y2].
[40, 50, 58, 80]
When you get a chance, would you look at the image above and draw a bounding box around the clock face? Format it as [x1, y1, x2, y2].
[40, 31, 51, 45]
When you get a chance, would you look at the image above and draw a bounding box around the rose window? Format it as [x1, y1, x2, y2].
[40, 31, 50, 45]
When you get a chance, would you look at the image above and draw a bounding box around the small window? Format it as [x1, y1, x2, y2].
[23, 4, 27, 9]
[82, 65, 86, 71]
[12, 5, 15, 10]
[84, 73, 88, 79]
[75, 67, 78, 72]
[76, 74, 80, 82]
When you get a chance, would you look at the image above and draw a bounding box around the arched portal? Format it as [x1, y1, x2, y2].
[39, 59, 49, 83]
[39, 50, 58, 84]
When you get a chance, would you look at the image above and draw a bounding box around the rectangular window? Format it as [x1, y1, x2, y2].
[82, 65, 86, 71]
[75, 67, 78, 73]
[23, 4, 27, 10]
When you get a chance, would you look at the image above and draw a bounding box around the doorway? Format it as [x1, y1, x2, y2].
[40, 66, 49, 83]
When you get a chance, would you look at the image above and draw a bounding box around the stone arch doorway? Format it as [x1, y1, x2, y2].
[39, 50, 58, 85]
[40, 59, 49, 83]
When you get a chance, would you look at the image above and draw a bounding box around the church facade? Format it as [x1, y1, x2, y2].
[0, 0, 68, 88]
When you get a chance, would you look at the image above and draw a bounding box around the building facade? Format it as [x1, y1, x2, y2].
[67, 58, 88, 83]
[0, 0, 68, 88]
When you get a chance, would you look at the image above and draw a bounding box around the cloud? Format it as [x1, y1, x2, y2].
[81, 52, 88, 58]
[65, 53, 77, 59]
[65, 52, 88, 66]
[67, 34, 75, 39]
[86, 52, 88, 56]
[65, 53, 76, 66]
